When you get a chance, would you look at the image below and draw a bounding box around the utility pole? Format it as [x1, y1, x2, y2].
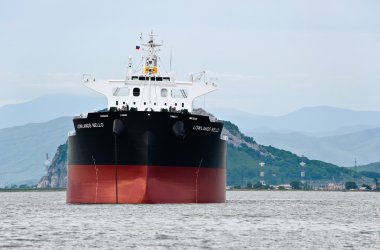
[259, 162, 265, 186]
[300, 159, 306, 189]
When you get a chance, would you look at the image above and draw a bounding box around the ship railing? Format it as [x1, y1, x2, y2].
[74, 113, 87, 119]
[209, 116, 218, 122]
[68, 131, 76, 137]
[221, 135, 228, 141]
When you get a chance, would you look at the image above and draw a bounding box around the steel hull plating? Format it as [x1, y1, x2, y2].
[67, 111, 227, 204]
[67, 165, 226, 203]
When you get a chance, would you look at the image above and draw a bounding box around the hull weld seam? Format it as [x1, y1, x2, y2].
[92, 155, 99, 203]
[195, 158, 203, 203]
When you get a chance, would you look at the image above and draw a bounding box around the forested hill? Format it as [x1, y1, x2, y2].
[39, 111, 368, 188]
[223, 120, 366, 186]
[351, 162, 380, 174]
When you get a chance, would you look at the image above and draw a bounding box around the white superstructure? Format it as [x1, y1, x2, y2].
[84, 32, 217, 113]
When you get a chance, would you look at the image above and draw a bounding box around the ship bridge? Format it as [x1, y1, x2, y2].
[83, 32, 217, 113]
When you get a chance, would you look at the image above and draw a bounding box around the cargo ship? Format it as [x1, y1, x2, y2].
[67, 33, 227, 203]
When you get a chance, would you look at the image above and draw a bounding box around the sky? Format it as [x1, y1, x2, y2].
[0, 0, 379, 115]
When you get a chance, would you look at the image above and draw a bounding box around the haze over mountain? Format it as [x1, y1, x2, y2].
[38, 113, 367, 189]
[251, 127, 380, 167]
[4, 94, 380, 136]
[211, 106, 380, 137]
[0, 94, 106, 129]
[352, 162, 380, 174]
[0, 117, 72, 186]
[0, 112, 374, 187]
[2, 94, 380, 185]
[207, 106, 380, 167]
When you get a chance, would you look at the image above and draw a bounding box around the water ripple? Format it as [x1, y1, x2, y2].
[0, 191, 379, 249]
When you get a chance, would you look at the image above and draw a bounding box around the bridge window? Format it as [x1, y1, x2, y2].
[133, 88, 140, 97]
[161, 88, 168, 97]
[171, 89, 188, 98]
[113, 87, 130, 96]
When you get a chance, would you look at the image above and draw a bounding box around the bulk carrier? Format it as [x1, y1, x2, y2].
[67, 33, 227, 203]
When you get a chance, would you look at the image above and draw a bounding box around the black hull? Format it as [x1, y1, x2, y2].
[68, 111, 226, 168]
[67, 111, 227, 203]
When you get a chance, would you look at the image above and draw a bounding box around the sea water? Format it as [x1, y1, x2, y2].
[0, 191, 379, 249]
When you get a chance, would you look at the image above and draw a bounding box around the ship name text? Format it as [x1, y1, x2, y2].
[193, 125, 220, 133]
[77, 122, 104, 129]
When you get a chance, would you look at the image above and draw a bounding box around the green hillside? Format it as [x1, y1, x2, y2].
[347, 162, 380, 180]
[0, 117, 72, 186]
[352, 162, 380, 173]
[38, 118, 371, 188]
[224, 121, 368, 186]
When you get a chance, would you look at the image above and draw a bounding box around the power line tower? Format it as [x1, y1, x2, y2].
[37, 153, 51, 188]
[259, 162, 265, 185]
[300, 158, 306, 188]
[44, 153, 51, 177]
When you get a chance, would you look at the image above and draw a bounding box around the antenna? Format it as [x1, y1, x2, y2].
[169, 48, 172, 72]
[127, 56, 133, 76]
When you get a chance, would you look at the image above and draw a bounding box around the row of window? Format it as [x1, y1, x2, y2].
[131, 76, 170, 81]
[113, 87, 188, 98]
[115, 101, 185, 108]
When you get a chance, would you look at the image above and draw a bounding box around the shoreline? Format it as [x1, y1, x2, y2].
[228, 189, 379, 192]
[0, 188, 66, 192]
[1, 188, 378, 192]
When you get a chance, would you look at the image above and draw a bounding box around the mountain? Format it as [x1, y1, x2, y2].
[250, 126, 380, 167]
[208, 106, 380, 167]
[0, 103, 373, 187]
[37, 143, 67, 188]
[223, 121, 369, 186]
[0, 94, 106, 129]
[37, 111, 369, 188]
[351, 162, 380, 174]
[4, 96, 379, 137]
[0, 117, 72, 187]
[210, 106, 380, 136]
[3, 95, 379, 170]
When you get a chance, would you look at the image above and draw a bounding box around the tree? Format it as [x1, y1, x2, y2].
[290, 180, 302, 190]
[253, 181, 264, 189]
[345, 181, 358, 190]
[361, 184, 372, 191]
[375, 178, 379, 191]
[246, 182, 253, 189]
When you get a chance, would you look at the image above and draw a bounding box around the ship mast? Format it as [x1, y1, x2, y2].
[140, 32, 162, 110]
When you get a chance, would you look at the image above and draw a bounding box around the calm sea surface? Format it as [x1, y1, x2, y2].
[0, 191, 379, 249]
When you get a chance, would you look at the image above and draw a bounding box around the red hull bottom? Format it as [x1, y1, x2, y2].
[66, 165, 226, 204]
